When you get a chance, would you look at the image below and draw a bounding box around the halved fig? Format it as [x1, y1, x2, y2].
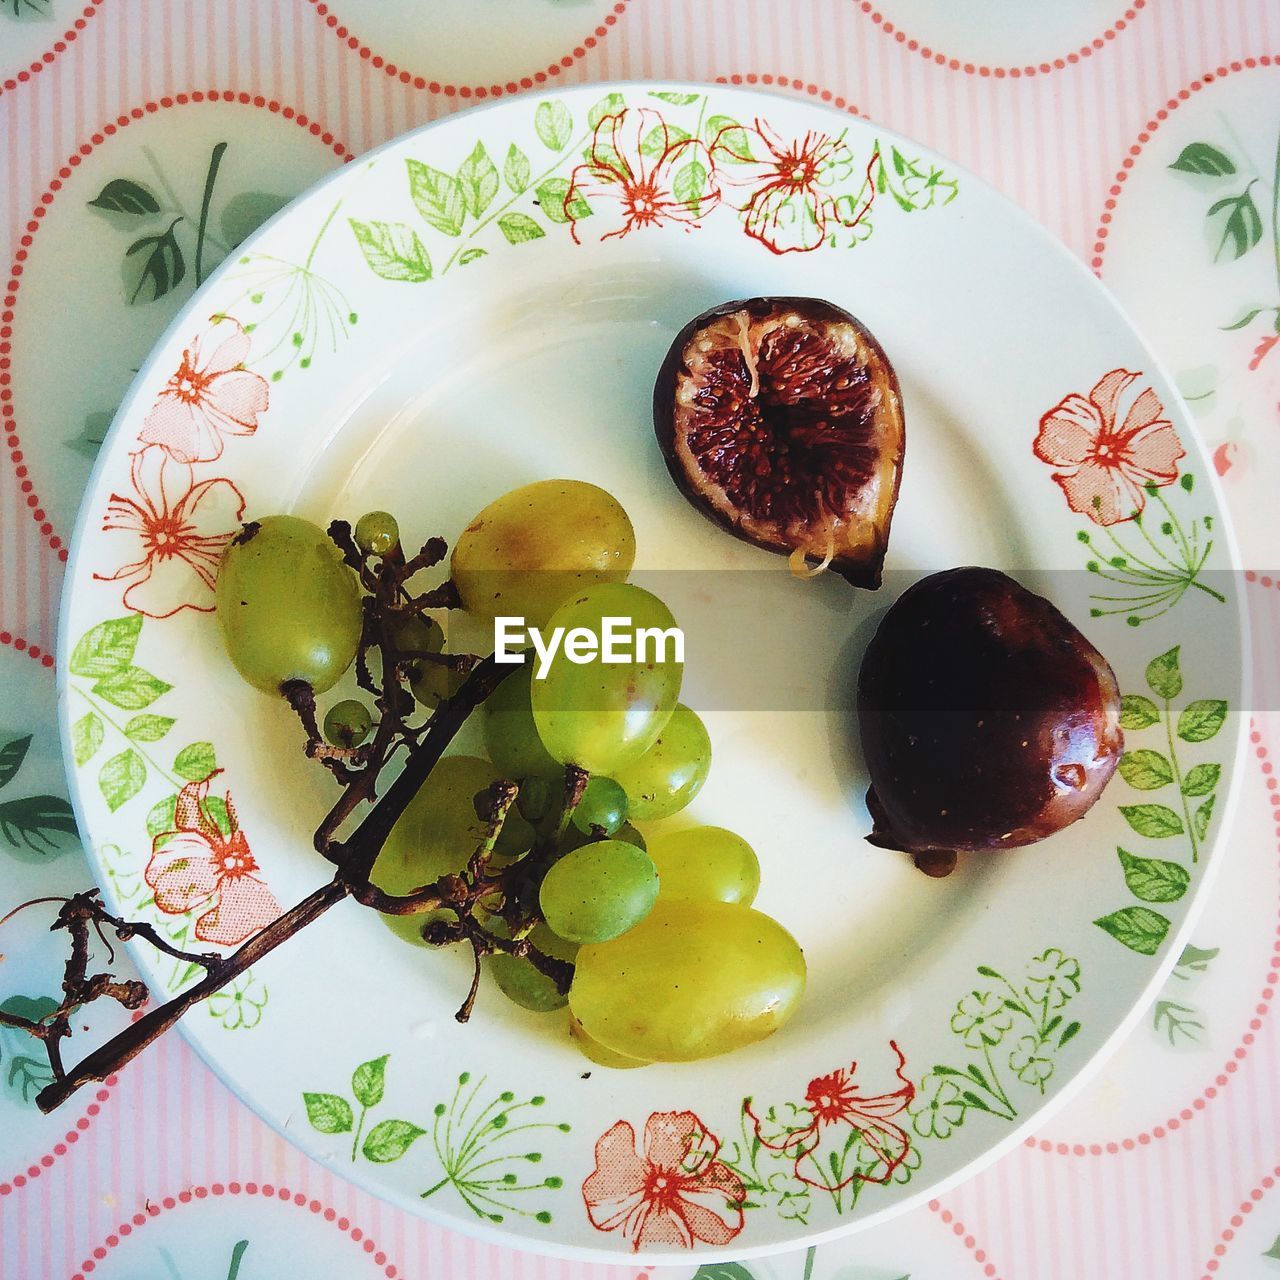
[858, 567, 1124, 867]
[654, 297, 905, 587]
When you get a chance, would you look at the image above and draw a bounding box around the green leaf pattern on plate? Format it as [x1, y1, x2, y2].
[301, 1057, 568, 1222]
[719, 948, 1084, 1227]
[1096, 645, 1227, 955]
[349, 219, 432, 282]
[66, 616, 270, 1012]
[56, 89, 1247, 1252]
[343, 91, 958, 289]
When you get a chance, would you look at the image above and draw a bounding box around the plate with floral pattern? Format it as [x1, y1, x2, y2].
[58, 83, 1248, 1261]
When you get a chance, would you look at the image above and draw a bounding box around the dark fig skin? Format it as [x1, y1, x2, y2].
[858, 567, 1123, 861]
[654, 297, 905, 589]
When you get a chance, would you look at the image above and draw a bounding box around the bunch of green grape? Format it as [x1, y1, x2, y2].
[214, 481, 806, 1067]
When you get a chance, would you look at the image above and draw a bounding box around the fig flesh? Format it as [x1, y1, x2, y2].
[654, 297, 905, 587]
[857, 567, 1122, 862]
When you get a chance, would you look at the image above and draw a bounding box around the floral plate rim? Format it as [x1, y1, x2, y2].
[55, 80, 1252, 1262]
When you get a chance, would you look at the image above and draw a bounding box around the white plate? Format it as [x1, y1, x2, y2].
[58, 83, 1247, 1262]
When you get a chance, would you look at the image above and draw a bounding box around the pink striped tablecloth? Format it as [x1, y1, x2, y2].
[2, 1, 1279, 1277]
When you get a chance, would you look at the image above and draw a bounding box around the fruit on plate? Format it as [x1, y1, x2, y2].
[654, 297, 905, 587]
[371, 755, 516, 944]
[570, 900, 806, 1061]
[482, 659, 562, 782]
[570, 776, 630, 836]
[451, 479, 636, 628]
[609, 702, 711, 821]
[212, 487, 794, 1058]
[216, 515, 363, 694]
[569, 1012, 650, 1069]
[323, 698, 373, 749]
[538, 838, 660, 943]
[354, 509, 400, 556]
[858, 567, 1123, 863]
[489, 923, 579, 1013]
[648, 825, 761, 906]
[392, 614, 455, 708]
[529, 582, 683, 775]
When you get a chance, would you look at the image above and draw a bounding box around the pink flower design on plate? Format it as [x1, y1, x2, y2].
[1034, 368, 1185, 526]
[95, 446, 245, 619]
[746, 1042, 914, 1189]
[565, 108, 720, 244]
[146, 775, 281, 947]
[139, 315, 269, 464]
[713, 119, 871, 254]
[582, 1110, 744, 1251]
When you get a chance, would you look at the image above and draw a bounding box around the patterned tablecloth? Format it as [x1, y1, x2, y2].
[2, 1, 1279, 1277]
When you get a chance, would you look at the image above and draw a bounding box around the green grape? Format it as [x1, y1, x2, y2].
[490, 924, 578, 1013]
[571, 777, 628, 836]
[216, 515, 362, 694]
[614, 821, 647, 852]
[530, 583, 683, 775]
[610, 703, 711, 821]
[482, 661, 560, 780]
[371, 754, 495, 946]
[354, 509, 400, 556]
[569, 901, 806, 1062]
[392, 615, 454, 707]
[410, 660, 457, 707]
[539, 839, 658, 944]
[323, 699, 373, 748]
[569, 1012, 650, 1069]
[393, 614, 444, 661]
[649, 826, 760, 906]
[451, 479, 636, 629]
[556, 818, 646, 858]
[516, 772, 558, 825]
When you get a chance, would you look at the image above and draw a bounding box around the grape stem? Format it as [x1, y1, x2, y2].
[14, 519, 585, 1114]
[282, 679, 371, 779]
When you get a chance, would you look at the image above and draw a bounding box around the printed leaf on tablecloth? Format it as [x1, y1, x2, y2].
[1168, 143, 1236, 176]
[88, 179, 161, 217]
[0, 735, 32, 787]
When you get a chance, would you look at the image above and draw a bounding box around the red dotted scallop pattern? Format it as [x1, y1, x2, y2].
[1200, 1164, 1280, 1277]
[852, 0, 1147, 78]
[1, 93, 353, 561]
[0, 0, 105, 98]
[714, 73, 864, 117]
[928, 1200, 1005, 1279]
[0, 1080, 117, 1197]
[0, 629, 55, 669]
[1028, 721, 1280, 1154]
[1092, 57, 1278, 272]
[1245, 570, 1280, 592]
[308, 0, 631, 98]
[70, 1182, 400, 1279]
